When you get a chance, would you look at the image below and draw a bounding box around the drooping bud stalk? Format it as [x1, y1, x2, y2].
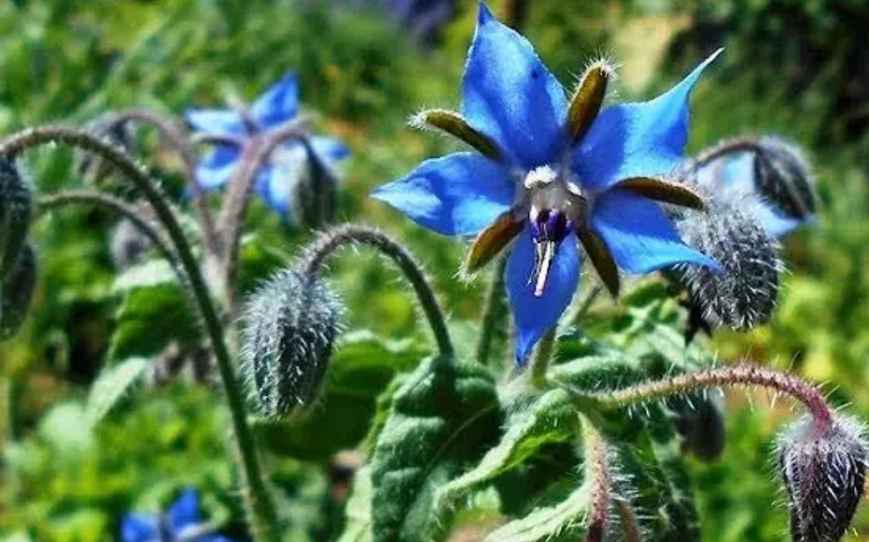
[240, 267, 343, 416]
[778, 414, 867, 542]
[0, 157, 32, 280]
[0, 244, 36, 340]
[669, 194, 782, 331]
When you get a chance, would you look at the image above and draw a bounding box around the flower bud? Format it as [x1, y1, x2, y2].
[240, 267, 343, 416]
[0, 157, 32, 279]
[1, 244, 36, 340]
[76, 115, 134, 185]
[670, 194, 781, 330]
[671, 391, 726, 461]
[752, 136, 815, 220]
[778, 415, 867, 542]
[110, 217, 154, 270]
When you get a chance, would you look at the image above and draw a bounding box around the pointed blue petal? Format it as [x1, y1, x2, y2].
[255, 165, 297, 218]
[506, 228, 580, 365]
[371, 152, 514, 236]
[460, 3, 567, 168]
[573, 50, 722, 191]
[753, 202, 807, 238]
[168, 489, 201, 531]
[591, 188, 720, 273]
[185, 109, 245, 136]
[195, 145, 240, 190]
[310, 136, 350, 167]
[251, 73, 300, 129]
[120, 514, 159, 542]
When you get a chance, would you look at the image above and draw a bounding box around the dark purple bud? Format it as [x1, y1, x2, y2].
[670, 193, 781, 330]
[752, 136, 815, 220]
[0, 243, 36, 340]
[0, 157, 31, 280]
[672, 392, 726, 461]
[778, 414, 867, 542]
[240, 267, 343, 416]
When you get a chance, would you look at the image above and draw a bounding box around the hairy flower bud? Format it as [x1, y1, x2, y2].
[110, 217, 154, 270]
[671, 391, 726, 461]
[670, 194, 781, 331]
[778, 415, 867, 542]
[1, 244, 36, 340]
[752, 136, 815, 220]
[0, 157, 32, 279]
[240, 267, 343, 416]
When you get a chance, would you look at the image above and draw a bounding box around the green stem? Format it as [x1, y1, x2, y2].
[300, 224, 454, 359]
[581, 415, 611, 542]
[530, 328, 556, 388]
[475, 256, 508, 366]
[0, 126, 278, 540]
[571, 285, 602, 327]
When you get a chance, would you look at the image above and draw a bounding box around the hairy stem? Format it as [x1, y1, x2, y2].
[693, 137, 766, 168]
[581, 416, 612, 542]
[36, 189, 180, 274]
[557, 363, 833, 434]
[113, 108, 220, 256]
[0, 126, 278, 540]
[615, 499, 642, 542]
[571, 284, 602, 327]
[531, 328, 556, 387]
[475, 256, 508, 366]
[300, 224, 454, 358]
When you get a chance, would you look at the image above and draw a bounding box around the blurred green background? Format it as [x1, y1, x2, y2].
[0, 0, 867, 540]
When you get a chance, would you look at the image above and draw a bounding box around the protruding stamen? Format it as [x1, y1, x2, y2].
[411, 109, 501, 160]
[533, 240, 555, 297]
[529, 208, 572, 298]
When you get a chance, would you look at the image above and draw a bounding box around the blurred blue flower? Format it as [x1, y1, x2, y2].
[121, 489, 233, 542]
[372, 3, 722, 364]
[692, 137, 815, 238]
[187, 73, 349, 220]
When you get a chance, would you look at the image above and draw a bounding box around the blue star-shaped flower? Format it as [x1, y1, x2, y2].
[187, 73, 350, 219]
[372, 3, 722, 364]
[121, 489, 233, 542]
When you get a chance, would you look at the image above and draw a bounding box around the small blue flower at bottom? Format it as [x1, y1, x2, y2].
[187, 72, 349, 220]
[121, 489, 233, 542]
[372, 2, 723, 365]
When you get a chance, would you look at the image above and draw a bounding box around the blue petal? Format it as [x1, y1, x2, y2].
[591, 189, 720, 273]
[460, 3, 567, 168]
[310, 136, 350, 167]
[186, 109, 245, 136]
[255, 165, 295, 217]
[506, 228, 580, 365]
[251, 72, 300, 129]
[195, 145, 240, 190]
[120, 514, 159, 542]
[572, 50, 722, 191]
[168, 489, 201, 531]
[753, 202, 807, 238]
[371, 152, 514, 236]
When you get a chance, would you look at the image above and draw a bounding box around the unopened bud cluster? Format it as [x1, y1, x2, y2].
[778, 414, 867, 542]
[0, 157, 35, 338]
[240, 267, 343, 416]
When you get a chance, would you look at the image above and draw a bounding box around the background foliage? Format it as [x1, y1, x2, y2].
[0, 0, 867, 540]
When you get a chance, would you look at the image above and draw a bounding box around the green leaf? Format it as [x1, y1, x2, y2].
[85, 357, 149, 425]
[483, 481, 590, 542]
[107, 259, 199, 362]
[337, 465, 374, 542]
[370, 356, 501, 541]
[253, 331, 424, 460]
[432, 388, 576, 519]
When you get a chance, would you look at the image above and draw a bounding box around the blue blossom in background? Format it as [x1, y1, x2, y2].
[121, 489, 233, 542]
[691, 136, 816, 238]
[187, 73, 349, 220]
[373, 2, 722, 364]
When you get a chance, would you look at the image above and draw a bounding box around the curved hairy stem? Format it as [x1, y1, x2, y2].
[0, 126, 278, 540]
[693, 137, 766, 168]
[216, 121, 307, 306]
[556, 363, 833, 434]
[581, 416, 613, 542]
[36, 189, 180, 274]
[112, 108, 220, 256]
[299, 224, 454, 358]
[475, 255, 508, 366]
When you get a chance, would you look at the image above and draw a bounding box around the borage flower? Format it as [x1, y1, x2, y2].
[121, 489, 233, 542]
[372, 3, 722, 364]
[187, 73, 349, 219]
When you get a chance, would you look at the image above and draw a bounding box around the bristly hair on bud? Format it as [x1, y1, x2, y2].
[777, 414, 867, 542]
[0, 157, 32, 280]
[669, 192, 782, 332]
[1, 243, 36, 340]
[239, 267, 343, 417]
[752, 136, 815, 220]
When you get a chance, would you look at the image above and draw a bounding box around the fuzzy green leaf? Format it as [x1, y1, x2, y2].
[370, 356, 501, 541]
[85, 357, 149, 425]
[483, 481, 590, 542]
[338, 465, 374, 542]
